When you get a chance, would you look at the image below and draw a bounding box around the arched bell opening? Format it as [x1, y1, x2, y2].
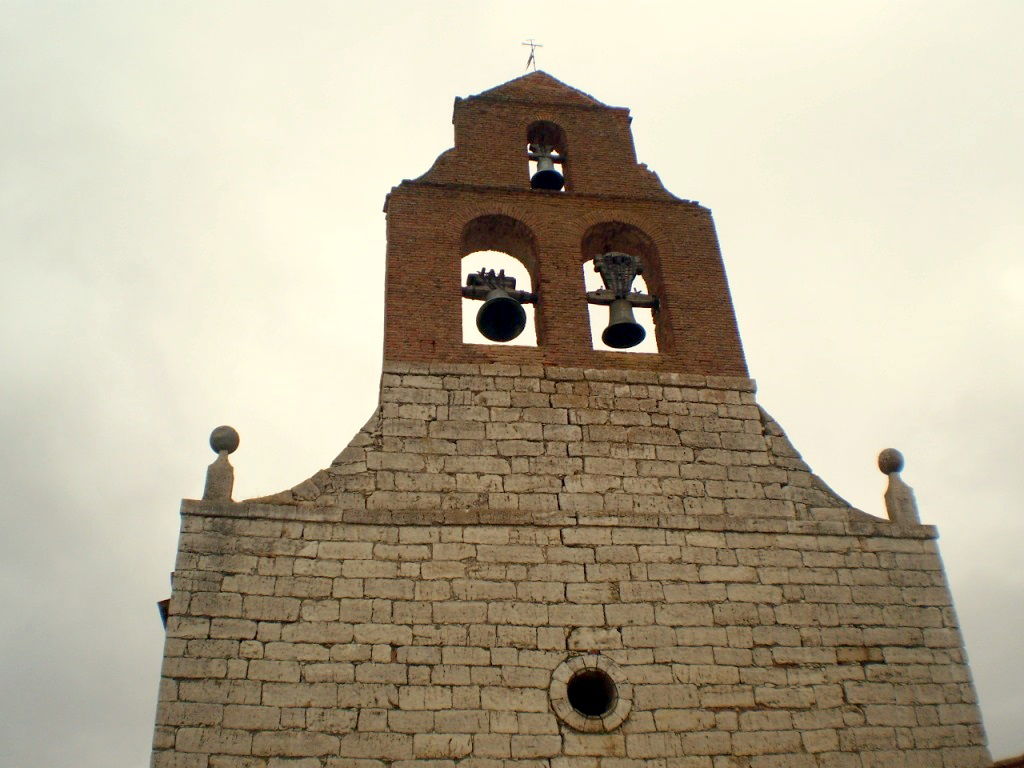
[462, 252, 537, 346]
[460, 214, 540, 347]
[527, 120, 567, 192]
[582, 259, 658, 353]
[581, 221, 663, 354]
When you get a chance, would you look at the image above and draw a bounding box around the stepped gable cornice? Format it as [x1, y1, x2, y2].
[461, 70, 617, 110]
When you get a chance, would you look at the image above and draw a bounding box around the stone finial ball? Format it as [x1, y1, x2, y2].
[210, 425, 240, 454]
[877, 448, 904, 474]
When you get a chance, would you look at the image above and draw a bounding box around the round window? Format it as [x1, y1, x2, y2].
[567, 669, 617, 717]
[549, 655, 632, 732]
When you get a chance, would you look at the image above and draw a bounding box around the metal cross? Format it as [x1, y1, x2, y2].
[522, 39, 542, 71]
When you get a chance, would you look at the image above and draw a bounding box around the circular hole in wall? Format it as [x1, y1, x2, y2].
[567, 669, 617, 718]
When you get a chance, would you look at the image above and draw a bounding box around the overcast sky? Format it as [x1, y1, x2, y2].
[1, 2, 1021, 766]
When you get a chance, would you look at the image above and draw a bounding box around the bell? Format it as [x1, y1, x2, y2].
[529, 147, 565, 191]
[476, 287, 527, 342]
[601, 298, 646, 349]
[530, 168, 564, 191]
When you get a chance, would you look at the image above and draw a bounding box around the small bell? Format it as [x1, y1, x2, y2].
[529, 143, 565, 191]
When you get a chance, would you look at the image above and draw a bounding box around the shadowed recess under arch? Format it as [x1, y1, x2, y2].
[460, 214, 538, 280]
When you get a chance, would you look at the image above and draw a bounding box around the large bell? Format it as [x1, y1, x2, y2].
[476, 287, 527, 342]
[601, 298, 646, 349]
[530, 168, 564, 191]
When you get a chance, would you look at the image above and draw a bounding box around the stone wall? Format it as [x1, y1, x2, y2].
[152, 363, 992, 767]
[260, 361, 845, 519]
[154, 503, 989, 767]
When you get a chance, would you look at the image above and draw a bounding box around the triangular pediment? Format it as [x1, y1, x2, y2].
[468, 71, 607, 107]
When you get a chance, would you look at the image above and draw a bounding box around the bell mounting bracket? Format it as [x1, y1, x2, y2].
[585, 252, 658, 309]
[462, 268, 537, 303]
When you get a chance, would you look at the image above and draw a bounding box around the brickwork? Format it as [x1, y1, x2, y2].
[382, 73, 747, 376]
[151, 72, 993, 766]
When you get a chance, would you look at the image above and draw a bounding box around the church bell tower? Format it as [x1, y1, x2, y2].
[152, 72, 992, 768]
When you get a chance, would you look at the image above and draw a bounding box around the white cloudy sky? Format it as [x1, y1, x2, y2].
[1, 2, 1021, 765]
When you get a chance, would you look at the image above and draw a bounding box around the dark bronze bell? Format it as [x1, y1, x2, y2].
[477, 287, 527, 342]
[530, 168, 564, 190]
[528, 142, 565, 191]
[601, 298, 646, 349]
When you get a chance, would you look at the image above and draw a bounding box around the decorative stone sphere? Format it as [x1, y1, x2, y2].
[210, 425, 240, 454]
[877, 448, 904, 474]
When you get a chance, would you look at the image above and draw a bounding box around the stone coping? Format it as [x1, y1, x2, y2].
[378, 359, 755, 390]
[460, 95, 629, 113]
[395, 180, 704, 210]
[180, 499, 937, 540]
